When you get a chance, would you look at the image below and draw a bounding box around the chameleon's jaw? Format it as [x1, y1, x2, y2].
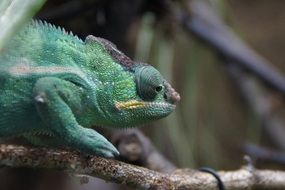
[115, 100, 176, 110]
[111, 99, 176, 127]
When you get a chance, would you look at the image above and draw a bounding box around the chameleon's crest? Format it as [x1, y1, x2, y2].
[85, 35, 134, 68]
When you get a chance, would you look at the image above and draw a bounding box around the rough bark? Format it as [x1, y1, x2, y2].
[0, 145, 285, 190]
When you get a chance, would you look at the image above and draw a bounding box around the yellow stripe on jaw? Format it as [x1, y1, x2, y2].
[115, 100, 147, 110]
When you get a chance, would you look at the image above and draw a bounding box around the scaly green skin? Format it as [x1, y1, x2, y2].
[0, 20, 180, 157]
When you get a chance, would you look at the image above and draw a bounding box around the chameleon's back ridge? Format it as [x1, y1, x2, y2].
[0, 20, 180, 157]
[29, 20, 83, 43]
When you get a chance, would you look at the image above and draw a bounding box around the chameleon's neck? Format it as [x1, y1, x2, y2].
[4, 20, 87, 66]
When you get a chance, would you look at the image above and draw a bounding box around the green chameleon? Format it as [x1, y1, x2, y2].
[0, 20, 180, 158]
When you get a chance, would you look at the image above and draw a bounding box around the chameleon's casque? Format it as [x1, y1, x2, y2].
[0, 20, 180, 157]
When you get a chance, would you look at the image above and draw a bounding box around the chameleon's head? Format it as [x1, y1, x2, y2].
[86, 36, 180, 127]
[113, 63, 180, 126]
[96, 62, 180, 127]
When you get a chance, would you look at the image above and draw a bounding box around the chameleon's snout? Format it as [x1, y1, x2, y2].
[164, 81, 180, 104]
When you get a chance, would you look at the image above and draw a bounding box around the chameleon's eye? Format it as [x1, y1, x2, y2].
[135, 66, 163, 101]
[155, 85, 163, 92]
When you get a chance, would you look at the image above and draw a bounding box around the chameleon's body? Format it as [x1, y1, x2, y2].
[0, 21, 180, 157]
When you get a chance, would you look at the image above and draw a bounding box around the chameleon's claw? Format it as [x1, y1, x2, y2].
[100, 148, 120, 158]
[112, 147, 120, 157]
[96, 141, 120, 158]
[34, 94, 45, 103]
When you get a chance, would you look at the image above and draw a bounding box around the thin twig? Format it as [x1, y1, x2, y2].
[244, 143, 285, 165]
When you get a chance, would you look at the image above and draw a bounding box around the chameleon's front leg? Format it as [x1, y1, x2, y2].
[33, 77, 119, 157]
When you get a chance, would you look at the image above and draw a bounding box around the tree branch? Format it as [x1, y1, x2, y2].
[0, 144, 285, 190]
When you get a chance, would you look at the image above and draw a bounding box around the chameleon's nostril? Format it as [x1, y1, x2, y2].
[164, 90, 180, 104]
[163, 93, 168, 100]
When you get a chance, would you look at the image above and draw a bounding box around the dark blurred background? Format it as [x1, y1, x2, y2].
[2, 0, 285, 189]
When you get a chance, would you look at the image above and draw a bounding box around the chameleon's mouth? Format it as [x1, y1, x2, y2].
[115, 100, 175, 110]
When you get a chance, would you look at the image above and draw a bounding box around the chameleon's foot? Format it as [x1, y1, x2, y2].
[76, 128, 119, 158]
[24, 131, 119, 158]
